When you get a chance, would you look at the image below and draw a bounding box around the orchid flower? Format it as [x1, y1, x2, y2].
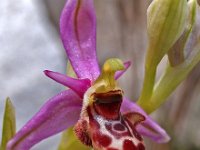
[6, 0, 170, 149]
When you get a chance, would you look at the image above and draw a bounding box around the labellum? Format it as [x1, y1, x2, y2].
[74, 59, 146, 150]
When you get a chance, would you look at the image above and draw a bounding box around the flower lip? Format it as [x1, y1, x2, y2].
[93, 90, 123, 104]
[92, 90, 123, 120]
[81, 58, 125, 118]
[121, 98, 171, 143]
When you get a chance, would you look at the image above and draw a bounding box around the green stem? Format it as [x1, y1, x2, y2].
[137, 64, 157, 112]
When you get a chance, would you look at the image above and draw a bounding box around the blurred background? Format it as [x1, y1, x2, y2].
[0, 0, 200, 149]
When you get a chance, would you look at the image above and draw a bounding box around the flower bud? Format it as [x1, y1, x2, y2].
[146, 0, 188, 67]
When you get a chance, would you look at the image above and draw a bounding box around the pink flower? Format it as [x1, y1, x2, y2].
[7, 0, 170, 149]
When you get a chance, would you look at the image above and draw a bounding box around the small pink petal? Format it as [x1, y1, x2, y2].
[115, 61, 131, 80]
[44, 70, 91, 97]
[7, 90, 82, 150]
[121, 98, 170, 143]
[60, 0, 100, 81]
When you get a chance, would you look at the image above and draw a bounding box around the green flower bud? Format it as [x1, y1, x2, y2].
[138, 0, 188, 111]
[142, 1, 200, 113]
[146, 0, 188, 67]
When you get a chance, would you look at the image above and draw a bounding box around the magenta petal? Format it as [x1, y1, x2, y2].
[121, 98, 170, 143]
[60, 0, 100, 81]
[7, 90, 82, 150]
[44, 70, 91, 97]
[115, 61, 131, 80]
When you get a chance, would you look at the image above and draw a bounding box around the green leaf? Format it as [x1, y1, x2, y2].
[0, 98, 16, 150]
[57, 128, 90, 150]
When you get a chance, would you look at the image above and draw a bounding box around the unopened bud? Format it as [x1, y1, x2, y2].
[146, 0, 188, 67]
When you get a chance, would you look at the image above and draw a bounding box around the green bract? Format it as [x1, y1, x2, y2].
[168, 0, 197, 66]
[0, 98, 16, 150]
